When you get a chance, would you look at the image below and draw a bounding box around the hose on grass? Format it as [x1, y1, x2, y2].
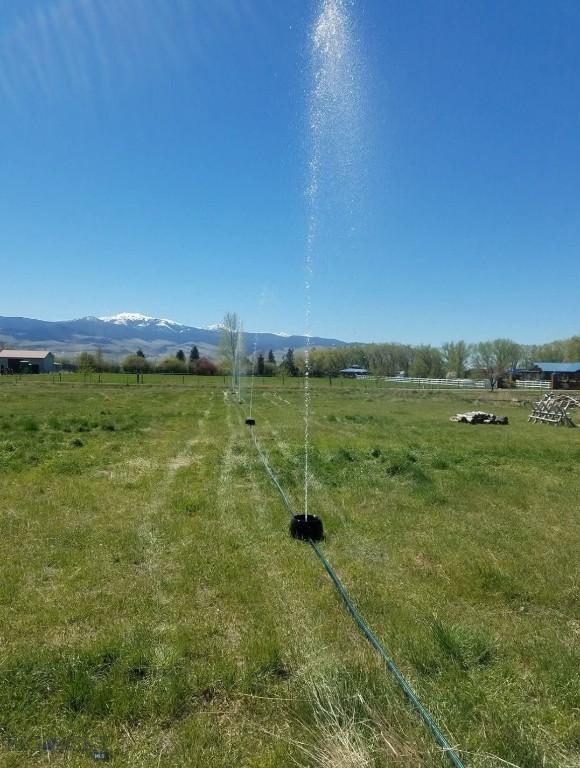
[248, 424, 466, 768]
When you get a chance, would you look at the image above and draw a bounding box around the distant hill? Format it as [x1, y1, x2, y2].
[0, 313, 349, 360]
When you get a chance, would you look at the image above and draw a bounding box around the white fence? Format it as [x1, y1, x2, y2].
[379, 376, 488, 389]
[359, 375, 552, 390]
[516, 380, 550, 390]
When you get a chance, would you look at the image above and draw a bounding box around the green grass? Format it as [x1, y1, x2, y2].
[0, 382, 578, 766]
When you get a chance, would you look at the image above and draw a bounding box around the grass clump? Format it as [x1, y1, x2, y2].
[432, 619, 495, 670]
[292, 675, 431, 767]
[384, 448, 430, 486]
[0, 635, 196, 731]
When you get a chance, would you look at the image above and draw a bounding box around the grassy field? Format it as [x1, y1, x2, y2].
[0, 371, 543, 393]
[0, 379, 578, 767]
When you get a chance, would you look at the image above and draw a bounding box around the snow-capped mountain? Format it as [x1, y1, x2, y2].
[204, 324, 289, 337]
[97, 312, 184, 331]
[0, 313, 350, 359]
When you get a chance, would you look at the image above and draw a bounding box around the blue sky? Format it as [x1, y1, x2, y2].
[1, 0, 579, 344]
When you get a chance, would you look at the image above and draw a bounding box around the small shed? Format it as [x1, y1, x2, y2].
[0, 349, 55, 374]
[340, 365, 369, 378]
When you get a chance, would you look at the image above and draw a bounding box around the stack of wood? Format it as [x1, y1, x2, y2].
[450, 411, 508, 425]
[528, 393, 580, 427]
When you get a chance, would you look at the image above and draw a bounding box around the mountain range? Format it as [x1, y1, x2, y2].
[0, 313, 349, 360]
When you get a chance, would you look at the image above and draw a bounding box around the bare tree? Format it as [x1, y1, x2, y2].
[472, 338, 521, 391]
[219, 312, 242, 393]
[94, 347, 105, 373]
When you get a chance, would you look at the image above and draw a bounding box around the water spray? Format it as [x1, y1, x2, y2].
[235, 323, 244, 403]
[246, 334, 258, 426]
[295, 0, 361, 538]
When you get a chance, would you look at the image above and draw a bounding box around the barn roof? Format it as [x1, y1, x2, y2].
[0, 349, 52, 359]
[340, 366, 369, 374]
[534, 361, 580, 373]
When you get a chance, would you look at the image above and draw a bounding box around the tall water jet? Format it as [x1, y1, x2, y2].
[235, 323, 244, 402]
[246, 333, 258, 426]
[303, 0, 363, 522]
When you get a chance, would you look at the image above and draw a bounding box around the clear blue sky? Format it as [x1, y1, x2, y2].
[1, 0, 579, 345]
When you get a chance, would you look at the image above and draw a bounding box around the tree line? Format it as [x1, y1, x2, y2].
[211, 314, 580, 393]
[278, 340, 519, 390]
[74, 346, 218, 375]
[64, 324, 580, 391]
[292, 334, 580, 390]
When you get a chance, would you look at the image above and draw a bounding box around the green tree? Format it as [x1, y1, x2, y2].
[409, 345, 444, 378]
[123, 354, 151, 373]
[257, 352, 265, 376]
[267, 349, 276, 364]
[281, 347, 298, 377]
[157, 356, 187, 374]
[441, 340, 471, 378]
[77, 352, 95, 373]
[176, 349, 186, 362]
[136, 349, 145, 358]
[94, 347, 105, 373]
[563, 335, 580, 362]
[190, 346, 200, 362]
[530, 340, 565, 363]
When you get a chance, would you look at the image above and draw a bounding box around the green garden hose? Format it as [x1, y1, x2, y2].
[249, 426, 466, 768]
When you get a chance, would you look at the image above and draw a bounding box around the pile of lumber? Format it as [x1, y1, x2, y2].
[450, 411, 508, 425]
[528, 393, 580, 427]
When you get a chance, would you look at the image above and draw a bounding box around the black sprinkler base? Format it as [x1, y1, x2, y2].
[290, 514, 324, 542]
[245, 418, 256, 426]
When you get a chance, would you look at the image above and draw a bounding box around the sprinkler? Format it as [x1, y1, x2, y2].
[290, 513, 324, 541]
[245, 417, 255, 426]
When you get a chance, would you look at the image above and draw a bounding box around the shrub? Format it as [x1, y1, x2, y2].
[196, 357, 218, 376]
[122, 354, 152, 373]
[157, 356, 187, 374]
[432, 619, 494, 669]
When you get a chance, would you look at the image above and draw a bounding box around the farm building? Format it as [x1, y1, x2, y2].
[533, 362, 580, 390]
[507, 362, 580, 389]
[340, 365, 370, 378]
[0, 349, 55, 374]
